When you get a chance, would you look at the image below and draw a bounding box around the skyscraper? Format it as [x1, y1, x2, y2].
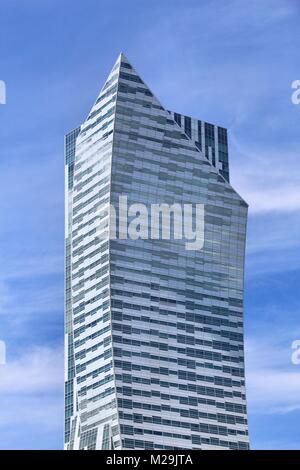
[64, 53, 249, 450]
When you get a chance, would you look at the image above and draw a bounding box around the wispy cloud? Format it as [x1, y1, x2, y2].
[0, 346, 63, 449]
[245, 211, 300, 277]
[246, 332, 300, 414]
[0, 254, 62, 282]
[230, 138, 300, 214]
[0, 346, 63, 393]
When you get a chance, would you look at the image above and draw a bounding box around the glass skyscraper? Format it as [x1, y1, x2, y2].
[64, 53, 249, 450]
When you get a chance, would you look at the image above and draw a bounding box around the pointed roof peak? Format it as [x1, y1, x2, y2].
[81, 53, 235, 192]
[118, 51, 132, 67]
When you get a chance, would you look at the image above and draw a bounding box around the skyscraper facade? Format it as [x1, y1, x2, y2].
[64, 53, 249, 450]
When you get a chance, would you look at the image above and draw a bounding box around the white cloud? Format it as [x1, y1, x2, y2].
[230, 137, 300, 214]
[0, 346, 64, 448]
[0, 395, 63, 430]
[245, 332, 300, 414]
[0, 254, 62, 281]
[246, 247, 300, 278]
[0, 281, 63, 319]
[246, 212, 300, 254]
[0, 280, 12, 315]
[243, 210, 300, 277]
[0, 346, 63, 393]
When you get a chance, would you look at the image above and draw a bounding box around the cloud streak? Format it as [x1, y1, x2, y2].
[0, 346, 63, 449]
[0, 346, 63, 393]
[230, 138, 300, 214]
[246, 333, 300, 415]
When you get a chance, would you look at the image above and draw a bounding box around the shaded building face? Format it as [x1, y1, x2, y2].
[64, 53, 249, 450]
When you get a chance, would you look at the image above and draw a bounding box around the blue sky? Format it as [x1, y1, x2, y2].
[0, 0, 299, 449]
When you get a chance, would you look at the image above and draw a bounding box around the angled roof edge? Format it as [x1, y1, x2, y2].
[77, 52, 249, 207]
